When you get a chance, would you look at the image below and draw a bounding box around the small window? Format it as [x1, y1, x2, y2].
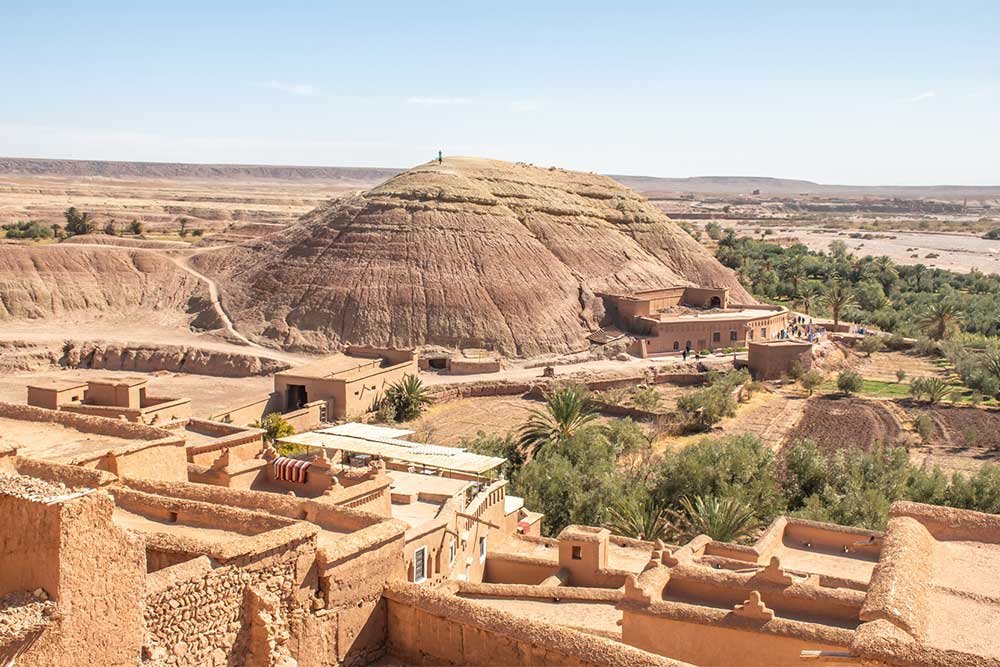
[730, 330, 738, 341]
[571, 545, 583, 560]
[449, 538, 456, 566]
[672, 341, 679, 351]
[413, 546, 427, 583]
[712, 331, 721, 343]
[479, 536, 487, 563]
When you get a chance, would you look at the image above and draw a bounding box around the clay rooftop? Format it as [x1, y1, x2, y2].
[0, 415, 140, 461]
[649, 306, 784, 323]
[276, 354, 396, 380]
[24, 379, 88, 392]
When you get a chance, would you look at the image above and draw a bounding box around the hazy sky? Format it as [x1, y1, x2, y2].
[2, 1, 997, 184]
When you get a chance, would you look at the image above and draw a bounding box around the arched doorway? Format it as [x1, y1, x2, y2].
[709, 296, 722, 308]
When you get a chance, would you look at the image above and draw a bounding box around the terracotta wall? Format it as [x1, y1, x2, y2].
[384, 582, 683, 666]
[209, 392, 283, 427]
[621, 612, 849, 666]
[11, 491, 145, 667]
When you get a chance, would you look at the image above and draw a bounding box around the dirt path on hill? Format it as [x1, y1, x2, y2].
[169, 247, 258, 348]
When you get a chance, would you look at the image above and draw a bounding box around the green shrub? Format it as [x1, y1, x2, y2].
[800, 370, 825, 396]
[3, 221, 53, 239]
[913, 413, 935, 444]
[837, 370, 863, 395]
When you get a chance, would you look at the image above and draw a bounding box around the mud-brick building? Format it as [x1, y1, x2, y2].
[602, 286, 790, 356]
[273, 346, 417, 420]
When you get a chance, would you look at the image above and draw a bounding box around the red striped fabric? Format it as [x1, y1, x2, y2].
[273, 456, 310, 483]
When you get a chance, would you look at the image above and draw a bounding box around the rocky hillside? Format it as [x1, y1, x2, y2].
[0, 245, 203, 320]
[194, 157, 753, 357]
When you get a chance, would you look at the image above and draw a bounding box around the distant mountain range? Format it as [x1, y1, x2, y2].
[2, 157, 998, 199]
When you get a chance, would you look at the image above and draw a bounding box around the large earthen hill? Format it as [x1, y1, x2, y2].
[195, 157, 752, 356]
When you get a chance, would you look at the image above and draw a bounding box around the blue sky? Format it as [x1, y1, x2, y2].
[2, 1, 997, 184]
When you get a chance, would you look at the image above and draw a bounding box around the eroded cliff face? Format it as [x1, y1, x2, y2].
[196, 157, 753, 357]
[0, 245, 202, 320]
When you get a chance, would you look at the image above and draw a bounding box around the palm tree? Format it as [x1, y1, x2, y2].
[821, 280, 856, 327]
[919, 302, 963, 340]
[782, 255, 806, 295]
[874, 255, 899, 291]
[795, 283, 821, 316]
[382, 374, 433, 421]
[517, 385, 598, 457]
[604, 496, 672, 542]
[675, 495, 759, 542]
[911, 264, 929, 291]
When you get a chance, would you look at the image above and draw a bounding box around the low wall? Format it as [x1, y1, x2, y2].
[0, 401, 177, 441]
[60, 396, 191, 426]
[209, 392, 281, 427]
[185, 423, 264, 466]
[282, 400, 325, 432]
[483, 552, 560, 585]
[384, 582, 685, 666]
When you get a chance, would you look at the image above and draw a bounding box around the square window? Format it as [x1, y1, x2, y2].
[712, 332, 721, 343]
[571, 545, 583, 560]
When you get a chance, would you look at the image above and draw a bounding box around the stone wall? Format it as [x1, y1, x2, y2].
[142, 536, 312, 667]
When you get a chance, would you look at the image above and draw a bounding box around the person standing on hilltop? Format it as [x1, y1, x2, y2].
[437, 150, 443, 164]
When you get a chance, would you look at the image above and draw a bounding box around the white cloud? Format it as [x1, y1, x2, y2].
[405, 96, 475, 107]
[255, 80, 317, 96]
[905, 90, 936, 103]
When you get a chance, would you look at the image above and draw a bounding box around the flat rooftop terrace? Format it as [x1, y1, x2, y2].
[277, 354, 393, 380]
[773, 539, 878, 583]
[387, 470, 469, 529]
[458, 595, 622, 639]
[112, 507, 249, 544]
[924, 538, 1000, 659]
[650, 306, 784, 323]
[0, 415, 136, 461]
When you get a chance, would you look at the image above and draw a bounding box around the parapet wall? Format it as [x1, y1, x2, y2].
[383, 581, 686, 666]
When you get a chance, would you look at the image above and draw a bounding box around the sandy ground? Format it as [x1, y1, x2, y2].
[0, 174, 359, 233]
[0, 368, 274, 419]
[404, 396, 541, 445]
[734, 224, 1000, 274]
[0, 415, 136, 461]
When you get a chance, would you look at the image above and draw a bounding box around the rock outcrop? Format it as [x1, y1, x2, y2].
[0, 245, 202, 320]
[195, 157, 753, 357]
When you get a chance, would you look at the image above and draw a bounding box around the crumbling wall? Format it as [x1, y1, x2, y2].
[142, 535, 311, 667]
[7, 489, 146, 667]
